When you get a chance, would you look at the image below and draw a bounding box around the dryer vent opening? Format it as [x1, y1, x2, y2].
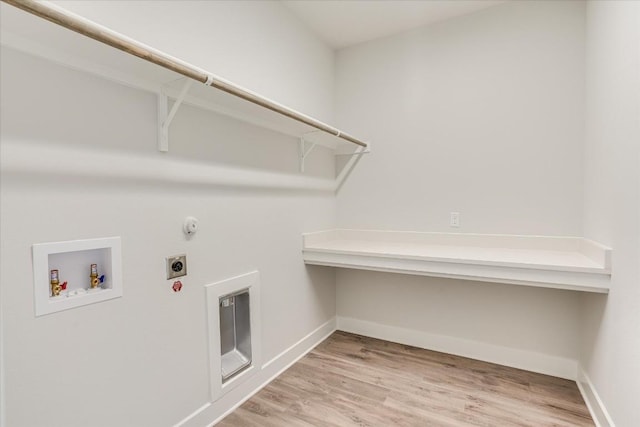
[219, 289, 252, 382]
[206, 270, 261, 401]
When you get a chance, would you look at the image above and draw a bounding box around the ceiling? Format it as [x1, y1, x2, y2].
[282, 0, 507, 49]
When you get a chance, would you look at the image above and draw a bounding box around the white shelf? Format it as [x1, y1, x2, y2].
[0, 2, 368, 156]
[302, 230, 611, 293]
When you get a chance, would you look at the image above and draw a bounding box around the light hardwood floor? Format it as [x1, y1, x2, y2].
[218, 331, 593, 426]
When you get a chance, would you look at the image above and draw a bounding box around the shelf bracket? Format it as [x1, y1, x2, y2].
[299, 136, 317, 173]
[157, 79, 194, 152]
[335, 147, 372, 156]
[335, 145, 370, 194]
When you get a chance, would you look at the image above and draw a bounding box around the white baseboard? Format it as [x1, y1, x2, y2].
[337, 316, 578, 380]
[577, 365, 615, 427]
[174, 317, 337, 427]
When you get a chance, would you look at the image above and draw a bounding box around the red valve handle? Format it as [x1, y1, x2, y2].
[172, 281, 183, 292]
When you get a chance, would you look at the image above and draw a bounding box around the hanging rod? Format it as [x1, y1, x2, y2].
[3, 0, 368, 148]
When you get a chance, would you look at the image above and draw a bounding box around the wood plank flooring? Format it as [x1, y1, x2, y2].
[218, 331, 593, 426]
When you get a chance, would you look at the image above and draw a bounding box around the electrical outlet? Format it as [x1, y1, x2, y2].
[166, 254, 187, 279]
[450, 212, 460, 228]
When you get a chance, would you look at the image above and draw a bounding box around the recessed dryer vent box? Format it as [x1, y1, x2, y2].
[206, 271, 261, 401]
[32, 237, 122, 316]
[219, 290, 252, 382]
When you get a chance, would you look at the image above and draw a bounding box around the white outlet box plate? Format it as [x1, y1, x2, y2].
[166, 254, 187, 279]
[450, 212, 460, 227]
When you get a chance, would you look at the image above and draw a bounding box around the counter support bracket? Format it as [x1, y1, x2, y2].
[157, 79, 194, 152]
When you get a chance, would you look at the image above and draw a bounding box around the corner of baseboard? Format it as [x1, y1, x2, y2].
[576, 365, 615, 427]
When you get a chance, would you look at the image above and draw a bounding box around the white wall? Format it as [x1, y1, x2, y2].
[0, 1, 337, 426]
[336, 0, 585, 234]
[581, 1, 640, 425]
[335, 0, 587, 374]
[53, 0, 334, 123]
[337, 270, 582, 362]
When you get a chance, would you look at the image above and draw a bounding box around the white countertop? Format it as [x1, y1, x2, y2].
[302, 230, 611, 293]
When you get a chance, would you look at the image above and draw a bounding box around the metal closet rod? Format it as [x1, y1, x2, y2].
[3, 0, 368, 148]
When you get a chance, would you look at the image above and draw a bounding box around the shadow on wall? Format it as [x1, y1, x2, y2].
[303, 265, 338, 322]
[0, 47, 338, 183]
[168, 102, 336, 179]
[579, 292, 608, 367]
[335, 269, 585, 359]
